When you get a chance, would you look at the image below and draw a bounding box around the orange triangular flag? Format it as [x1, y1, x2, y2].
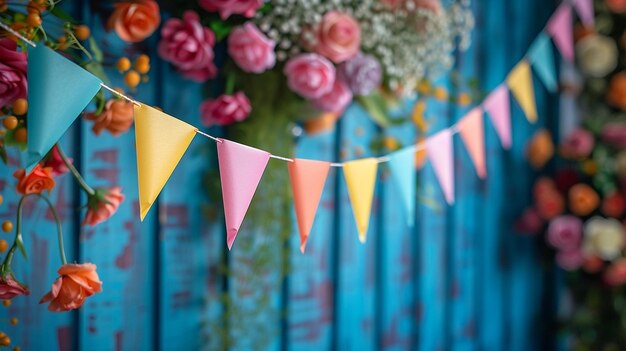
[458, 108, 487, 179]
[506, 60, 538, 123]
[288, 159, 331, 253]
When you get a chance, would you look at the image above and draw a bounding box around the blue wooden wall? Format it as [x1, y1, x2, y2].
[0, 0, 559, 350]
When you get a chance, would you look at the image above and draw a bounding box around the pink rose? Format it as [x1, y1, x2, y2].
[312, 79, 353, 113]
[284, 53, 335, 99]
[547, 215, 583, 251]
[198, 0, 262, 20]
[0, 275, 29, 300]
[560, 128, 595, 158]
[606, 0, 626, 12]
[0, 39, 27, 109]
[83, 187, 125, 226]
[42, 146, 72, 177]
[604, 259, 626, 286]
[228, 23, 276, 74]
[158, 11, 217, 82]
[313, 11, 361, 63]
[200, 92, 251, 126]
[601, 123, 626, 149]
[556, 250, 584, 271]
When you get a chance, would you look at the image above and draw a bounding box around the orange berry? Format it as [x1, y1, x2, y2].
[135, 54, 149, 66]
[134, 61, 150, 74]
[26, 1, 44, 14]
[1, 221, 12, 233]
[124, 70, 140, 88]
[0, 3, 7, 12]
[13, 347, 19, 351]
[13, 128, 27, 143]
[26, 13, 42, 28]
[433, 87, 447, 101]
[0, 240, 8, 253]
[3, 116, 17, 130]
[0, 194, 3, 206]
[12, 99, 27, 115]
[0, 335, 10, 346]
[2, 300, 11, 307]
[457, 93, 471, 106]
[9, 318, 17, 326]
[116, 57, 131, 72]
[74, 25, 90, 41]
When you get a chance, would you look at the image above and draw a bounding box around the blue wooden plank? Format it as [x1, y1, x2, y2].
[287, 129, 336, 350]
[416, 79, 453, 351]
[77, 13, 156, 351]
[335, 105, 379, 351]
[378, 101, 416, 351]
[476, 0, 509, 348]
[0, 134, 78, 351]
[158, 56, 222, 350]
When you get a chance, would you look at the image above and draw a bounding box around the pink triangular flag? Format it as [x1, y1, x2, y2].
[288, 158, 330, 253]
[458, 108, 487, 179]
[574, 0, 594, 27]
[483, 85, 512, 150]
[426, 130, 454, 204]
[217, 139, 270, 250]
[547, 4, 574, 62]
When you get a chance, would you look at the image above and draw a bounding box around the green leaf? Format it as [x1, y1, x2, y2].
[48, 6, 75, 23]
[88, 37, 103, 63]
[0, 146, 7, 165]
[356, 93, 392, 128]
[209, 20, 233, 41]
[16, 235, 27, 260]
[84, 61, 109, 85]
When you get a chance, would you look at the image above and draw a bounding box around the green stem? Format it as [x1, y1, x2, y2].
[39, 195, 67, 265]
[55, 143, 95, 196]
[1, 194, 34, 275]
[225, 73, 236, 95]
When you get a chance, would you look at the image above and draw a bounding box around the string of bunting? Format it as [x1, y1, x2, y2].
[1, 0, 589, 252]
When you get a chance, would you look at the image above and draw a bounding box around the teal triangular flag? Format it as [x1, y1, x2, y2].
[388, 146, 416, 226]
[26, 45, 102, 170]
[528, 33, 557, 93]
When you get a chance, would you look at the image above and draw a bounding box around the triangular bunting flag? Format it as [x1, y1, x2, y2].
[26, 45, 102, 170]
[343, 158, 378, 243]
[135, 104, 197, 221]
[507, 60, 538, 123]
[574, 0, 594, 28]
[528, 33, 558, 93]
[483, 85, 512, 149]
[388, 147, 417, 226]
[426, 130, 454, 204]
[217, 139, 270, 250]
[458, 108, 487, 179]
[288, 158, 330, 253]
[547, 4, 574, 62]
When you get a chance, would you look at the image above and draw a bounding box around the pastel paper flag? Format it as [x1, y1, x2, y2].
[135, 104, 197, 220]
[574, 0, 594, 26]
[507, 60, 538, 123]
[288, 159, 331, 253]
[458, 108, 486, 179]
[343, 158, 378, 243]
[528, 33, 558, 93]
[483, 85, 512, 149]
[547, 4, 574, 62]
[388, 147, 417, 226]
[426, 130, 454, 204]
[217, 139, 270, 250]
[26, 45, 102, 170]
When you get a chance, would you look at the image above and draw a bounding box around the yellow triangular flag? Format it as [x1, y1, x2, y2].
[343, 158, 378, 243]
[506, 60, 537, 123]
[134, 104, 197, 220]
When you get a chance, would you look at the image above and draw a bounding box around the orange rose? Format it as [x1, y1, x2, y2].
[569, 184, 600, 216]
[607, 72, 626, 110]
[13, 165, 55, 195]
[107, 0, 160, 43]
[535, 190, 565, 220]
[39, 263, 102, 312]
[83, 187, 125, 226]
[85, 99, 134, 136]
[526, 129, 554, 169]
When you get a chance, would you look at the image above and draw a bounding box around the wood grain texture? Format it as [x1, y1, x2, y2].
[0, 0, 559, 350]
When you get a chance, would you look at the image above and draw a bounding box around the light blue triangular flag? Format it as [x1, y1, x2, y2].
[25, 45, 102, 170]
[388, 146, 416, 226]
[528, 33, 557, 93]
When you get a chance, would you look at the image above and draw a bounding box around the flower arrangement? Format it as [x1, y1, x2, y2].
[519, 1, 626, 348]
[0, 2, 159, 346]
